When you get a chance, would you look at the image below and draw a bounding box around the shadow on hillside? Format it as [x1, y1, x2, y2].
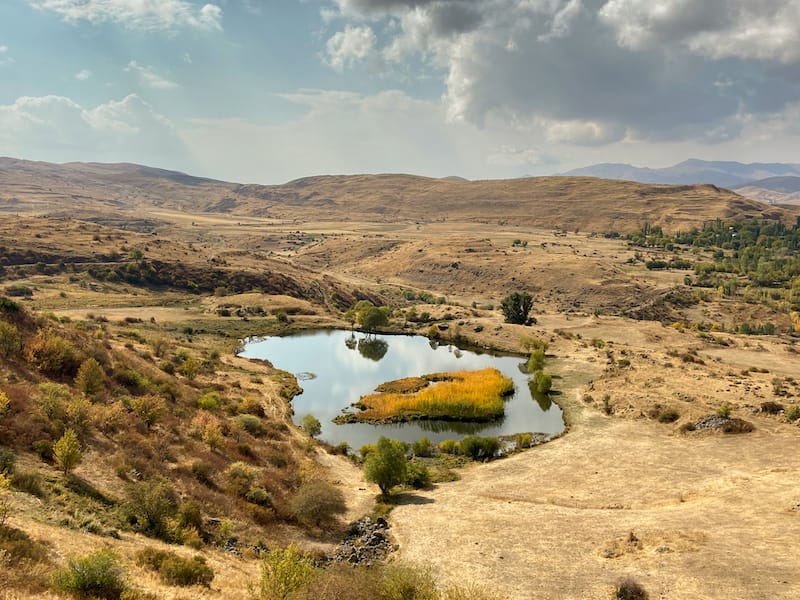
[395, 493, 434, 506]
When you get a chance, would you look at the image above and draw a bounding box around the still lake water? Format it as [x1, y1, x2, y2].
[239, 330, 564, 448]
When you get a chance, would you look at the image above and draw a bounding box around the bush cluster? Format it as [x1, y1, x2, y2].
[135, 547, 214, 587]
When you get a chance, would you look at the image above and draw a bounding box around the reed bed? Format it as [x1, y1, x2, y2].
[342, 368, 514, 423]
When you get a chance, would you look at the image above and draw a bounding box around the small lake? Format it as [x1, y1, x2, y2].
[239, 329, 564, 448]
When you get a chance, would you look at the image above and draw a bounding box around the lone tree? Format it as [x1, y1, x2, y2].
[501, 292, 533, 325]
[54, 428, 82, 475]
[364, 436, 407, 496]
[301, 414, 321, 438]
[358, 306, 390, 331]
[75, 357, 105, 398]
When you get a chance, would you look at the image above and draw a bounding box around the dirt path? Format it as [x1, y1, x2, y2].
[313, 450, 378, 523]
[390, 389, 800, 599]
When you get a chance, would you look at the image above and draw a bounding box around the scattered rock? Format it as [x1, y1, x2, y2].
[330, 517, 395, 566]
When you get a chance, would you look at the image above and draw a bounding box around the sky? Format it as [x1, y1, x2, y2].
[1, 0, 799, 184]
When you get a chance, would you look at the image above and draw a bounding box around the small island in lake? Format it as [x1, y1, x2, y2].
[334, 368, 514, 424]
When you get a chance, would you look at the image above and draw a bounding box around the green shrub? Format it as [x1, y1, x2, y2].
[237, 414, 265, 436]
[786, 405, 800, 421]
[255, 545, 316, 600]
[159, 554, 214, 587]
[125, 479, 179, 541]
[526, 349, 546, 373]
[0, 321, 22, 357]
[459, 436, 499, 460]
[177, 500, 204, 533]
[130, 394, 166, 429]
[197, 391, 221, 410]
[136, 547, 213, 587]
[237, 396, 265, 416]
[27, 332, 81, 377]
[32, 439, 54, 462]
[411, 437, 433, 457]
[515, 432, 533, 449]
[289, 480, 345, 528]
[191, 461, 214, 485]
[224, 461, 260, 497]
[438, 439, 457, 454]
[533, 370, 552, 394]
[246, 487, 273, 507]
[405, 462, 431, 489]
[51, 549, 127, 599]
[716, 403, 733, 418]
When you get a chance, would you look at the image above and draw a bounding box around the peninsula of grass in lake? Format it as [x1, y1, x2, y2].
[335, 368, 514, 424]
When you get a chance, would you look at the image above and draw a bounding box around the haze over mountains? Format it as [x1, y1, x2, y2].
[563, 159, 800, 205]
[563, 159, 800, 187]
[1, 156, 795, 234]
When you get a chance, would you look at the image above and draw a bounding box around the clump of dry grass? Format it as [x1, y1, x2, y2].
[342, 368, 513, 423]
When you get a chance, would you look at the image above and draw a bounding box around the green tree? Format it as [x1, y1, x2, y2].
[75, 357, 105, 398]
[501, 292, 533, 325]
[359, 306, 390, 331]
[53, 428, 82, 474]
[255, 545, 316, 600]
[364, 436, 407, 496]
[301, 414, 321, 438]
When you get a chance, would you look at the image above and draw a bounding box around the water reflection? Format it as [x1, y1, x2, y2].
[239, 329, 564, 447]
[357, 337, 389, 361]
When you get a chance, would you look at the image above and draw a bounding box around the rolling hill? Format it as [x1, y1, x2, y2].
[0, 157, 796, 233]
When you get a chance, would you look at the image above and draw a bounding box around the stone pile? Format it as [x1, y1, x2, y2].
[330, 517, 396, 565]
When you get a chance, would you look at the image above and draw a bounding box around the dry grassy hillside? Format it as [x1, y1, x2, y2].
[2, 158, 795, 233]
[229, 174, 794, 232]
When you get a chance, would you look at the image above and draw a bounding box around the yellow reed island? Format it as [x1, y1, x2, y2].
[335, 368, 514, 424]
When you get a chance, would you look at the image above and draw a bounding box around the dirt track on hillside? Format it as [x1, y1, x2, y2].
[389, 355, 800, 599]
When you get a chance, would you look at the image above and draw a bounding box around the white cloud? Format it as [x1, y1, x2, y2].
[0, 46, 7, 53]
[29, 0, 223, 31]
[543, 117, 626, 146]
[125, 61, 178, 90]
[75, 69, 92, 81]
[0, 45, 11, 66]
[599, 0, 800, 62]
[0, 94, 188, 167]
[321, 0, 800, 157]
[325, 25, 376, 71]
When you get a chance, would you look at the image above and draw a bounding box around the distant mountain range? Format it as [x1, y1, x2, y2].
[562, 159, 800, 205]
[563, 159, 800, 187]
